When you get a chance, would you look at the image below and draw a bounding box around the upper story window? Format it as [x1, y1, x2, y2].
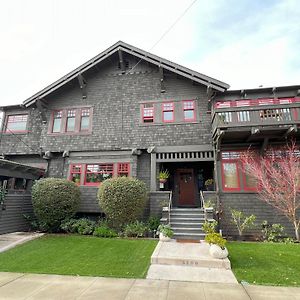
[162, 102, 174, 123]
[142, 104, 154, 123]
[52, 111, 62, 133]
[66, 110, 76, 132]
[49, 107, 92, 134]
[80, 109, 90, 131]
[183, 100, 195, 121]
[5, 114, 28, 133]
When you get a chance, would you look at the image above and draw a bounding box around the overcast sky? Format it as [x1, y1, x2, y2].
[1, 0, 299, 106]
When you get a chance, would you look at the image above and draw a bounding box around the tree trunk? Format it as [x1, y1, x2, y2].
[295, 224, 299, 242]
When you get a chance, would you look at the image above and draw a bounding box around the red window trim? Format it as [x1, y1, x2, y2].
[5, 114, 28, 133]
[69, 164, 82, 186]
[162, 102, 174, 123]
[221, 160, 241, 192]
[142, 103, 154, 123]
[84, 163, 114, 186]
[241, 163, 258, 192]
[182, 100, 196, 121]
[48, 107, 92, 135]
[117, 163, 130, 176]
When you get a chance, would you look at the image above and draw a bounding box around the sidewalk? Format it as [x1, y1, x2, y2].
[0, 272, 299, 300]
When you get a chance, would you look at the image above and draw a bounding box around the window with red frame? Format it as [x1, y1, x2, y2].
[162, 102, 174, 122]
[52, 111, 62, 133]
[183, 101, 195, 121]
[5, 114, 28, 132]
[142, 104, 154, 123]
[66, 109, 76, 132]
[80, 108, 90, 131]
[242, 163, 258, 191]
[221, 161, 240, 191]
[50, 107, 92, 134]
[69, 164, 82, 185]
[117, 163, 130, 177]
[85, 164, 113, 186]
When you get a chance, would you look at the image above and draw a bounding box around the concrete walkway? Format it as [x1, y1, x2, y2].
[0, 232, 44, 253]
[147, 240, 237, 283]
[0, 272, 299, 299]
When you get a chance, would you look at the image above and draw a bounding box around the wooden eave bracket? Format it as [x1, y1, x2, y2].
[77, 73, 87, 99]
[214, 129, 225, 160]
[159, 66, 165, 93]
[283, 125, 298, 138]
[36, 99, 48, 124]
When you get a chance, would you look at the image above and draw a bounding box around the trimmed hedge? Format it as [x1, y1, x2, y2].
[98, 177, 147, 229]
[31, 178, 80, 232]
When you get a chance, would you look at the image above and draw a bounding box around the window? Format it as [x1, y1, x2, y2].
[66, 110, 76, 132]
[80, 109, 90, 131]
[117, 163, 130, 177]
[162, 102, 174, 122]
[221, 161, 240, 191]
[5, 115, 28, 132]
[50, 107, 92, 134]
[69, 164, 82, 185]
[52, 111, 62, 133]
[242, 163, 257, 191]
[85, 164, 114, 186]
[183, 100, 195, 121]
[142, 104, 154, 123]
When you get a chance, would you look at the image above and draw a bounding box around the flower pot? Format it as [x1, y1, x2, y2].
[209, 244, 228, 259]
[159, 232, 171, 242]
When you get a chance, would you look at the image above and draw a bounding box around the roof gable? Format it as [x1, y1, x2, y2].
[23, 41, 230, 107]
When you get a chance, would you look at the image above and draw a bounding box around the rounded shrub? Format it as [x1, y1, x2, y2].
[98, 177, 147, 229]
[31, 178, 80, 232]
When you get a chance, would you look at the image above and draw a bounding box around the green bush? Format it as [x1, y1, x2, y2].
[157, 224, 174, 238]
[147, 216, 160, 232]
[31, 178, 80, 232]
[202, 220, 218, 234]
[98, 177, 147, 229]
[93, 222, 118, 238]
[261, 221, 286, 242]
[61, 218, 96, 235]
[205, 233, 226, 249]
[124, 221, 148, 238]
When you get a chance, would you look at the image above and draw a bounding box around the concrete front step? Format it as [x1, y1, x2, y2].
[146, 264, 238, 283]
[170, 222, 204, 228]
[170, 217, 205, 222]
[173, 227, 204, 233]
[171, 212, 205, 217]
[171, 208, 204, 212]
[151, 241, 231, 270]
[173, 233, 206, 240]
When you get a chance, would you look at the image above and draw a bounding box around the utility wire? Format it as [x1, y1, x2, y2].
[127, 0, 198, 74]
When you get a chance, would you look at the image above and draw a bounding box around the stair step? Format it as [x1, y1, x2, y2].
[171, 208, 204, 212]
[173, 233, 206, 240]
[171, 213, 205, 218]
[170, 222, 204, 227]
[170, 217, 205, 222]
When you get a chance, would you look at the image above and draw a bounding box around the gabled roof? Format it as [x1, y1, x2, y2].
[23, 41, 230, 107]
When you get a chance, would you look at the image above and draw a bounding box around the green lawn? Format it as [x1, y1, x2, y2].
[0, 235, 158, 278]
[227, 242, 300, 286]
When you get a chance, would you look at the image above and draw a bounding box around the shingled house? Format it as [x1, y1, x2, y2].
[1, 41, 299, 238]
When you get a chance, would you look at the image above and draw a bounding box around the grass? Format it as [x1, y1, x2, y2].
[0, 235, 158, 278]
[227, 242, 300, 286]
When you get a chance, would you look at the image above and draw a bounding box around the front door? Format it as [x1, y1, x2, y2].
[178, 169, 196, 206]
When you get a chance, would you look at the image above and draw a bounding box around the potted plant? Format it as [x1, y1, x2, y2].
[230, 209, 256, 240]
[158, 170, 170, 189]
[157, 224, 173, 242]
[204, 179, 214, 191]
[205, 232, 228, 259]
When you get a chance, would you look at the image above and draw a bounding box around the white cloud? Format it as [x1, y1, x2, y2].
[0, 0, 299, 106]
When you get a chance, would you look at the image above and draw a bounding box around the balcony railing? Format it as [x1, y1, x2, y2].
[212, 102, 300, 134]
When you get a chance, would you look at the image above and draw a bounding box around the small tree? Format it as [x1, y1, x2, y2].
[241, 142, 300, 241]
[230, 209, 256, 236]
[98, 177, 147, 229]
[31, 178, 80, 232]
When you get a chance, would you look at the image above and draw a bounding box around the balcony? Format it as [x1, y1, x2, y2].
[212, 98, 300, 142]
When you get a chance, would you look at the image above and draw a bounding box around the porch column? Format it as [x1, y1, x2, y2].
[150, 152, 157, 191]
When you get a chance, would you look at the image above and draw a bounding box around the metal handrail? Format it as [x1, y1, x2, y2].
[168, 191, 172, 225]
[200, 190, 205, 209]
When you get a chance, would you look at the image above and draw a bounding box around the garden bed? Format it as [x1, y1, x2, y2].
[227, 242, 300, 286]
[0, 235, 158, 278]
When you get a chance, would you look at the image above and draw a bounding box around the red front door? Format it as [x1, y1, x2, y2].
[178, 169, 196, 206]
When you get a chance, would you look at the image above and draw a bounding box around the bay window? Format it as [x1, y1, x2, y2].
[85, 164, 114, 186]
